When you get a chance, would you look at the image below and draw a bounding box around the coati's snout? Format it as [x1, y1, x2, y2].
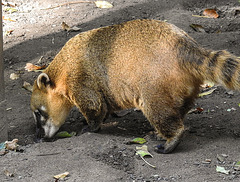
[30, 73, 73, 139]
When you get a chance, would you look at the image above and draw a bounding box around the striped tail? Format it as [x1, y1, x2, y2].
[205, 50, 240, 90]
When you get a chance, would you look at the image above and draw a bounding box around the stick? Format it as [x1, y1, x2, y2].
[41, 1, 94, 10]
[36, 152, 61, 156]
[192, 15, 210, 18]
[139, 155, 156, 169]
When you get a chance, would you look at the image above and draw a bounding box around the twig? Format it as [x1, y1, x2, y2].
[36, 152, 61, 156]
[41, 1, 94, 10]
[192, 15, 209, 18]
[139, 155, 156, 169]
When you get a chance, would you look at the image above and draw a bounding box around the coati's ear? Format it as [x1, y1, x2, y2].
[37, 73, 51, 90]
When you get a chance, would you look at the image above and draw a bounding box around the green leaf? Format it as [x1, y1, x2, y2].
[234, 161, 240, 171]
[128, 137, 147, 145]
[216, 166, 230, 174]
[136, 145, 153, 157]
[199, 88, 216, 97]
[56, 131, 76, 138]
[236, 161, 240, 166]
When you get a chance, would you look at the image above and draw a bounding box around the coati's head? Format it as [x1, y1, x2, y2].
[30, 73, 73, 139]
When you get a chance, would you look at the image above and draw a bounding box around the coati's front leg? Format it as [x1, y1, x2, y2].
[76, 89, 108, 133]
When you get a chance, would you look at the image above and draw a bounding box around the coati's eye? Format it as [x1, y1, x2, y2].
[33, 109, 48, 128]
[37, 109, 49, 119]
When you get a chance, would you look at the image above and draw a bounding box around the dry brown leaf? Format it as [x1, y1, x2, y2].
[2, 2, 17, 7]
[5, 30, 13, 36]
[3, 16, 16, 22]
[62, 22, 81, 32]
[5, 139, 18, 151]
[4, 170, 14, 177]
[25, 63, 47, 72]
[203, 9, 219, 18]
[54, 172, 69, 179]
[71, 26, 81, 31]
[94, 1, 113, 8]
[62, 22, 71, 31]
[10, 73, 20, 80]
[22, 81, 33, 92]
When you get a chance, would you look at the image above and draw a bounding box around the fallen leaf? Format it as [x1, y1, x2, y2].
[190, 24, 205, 32]
[126, 137, 147, 145]
[56, 131, 76, 138]
[4, 170, 14, 177]
[10, 73, 20, 80]
[136, 145, 153, 157]
[216, 166, 230, 174]
[205, 159, 212, 163]
[136, 145, 156, 168]
[203, 9, 219, 18]
[22, 81, 33, 92]
[94, 1, 113, 8]
[62, 22, 71, 31]
[25, 63, 47, 72]
[5, 30, 13, 36]
[199, 88, 216, 97]
[226, 90, 234, 95]
[4, 7, 18, 13]
[221, 154, 228, 158]
[5, 139, 19, 151]
[188, 107, 204, 114]
[217, 154, 224, 162]
[201, 81, 215, 88]
[62, 22, 81, 32]
[227, 108, 236, 112]
[54, 172, 69, 179]
[3, 16, 16, 22]
[234, 161, 240, 171]
[2, 2, 17, 7]
[71, 26, 81, 31]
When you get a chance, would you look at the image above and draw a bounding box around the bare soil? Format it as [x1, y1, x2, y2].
[1, 0, 240, 181]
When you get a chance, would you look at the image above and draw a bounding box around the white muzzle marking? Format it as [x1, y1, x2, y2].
[42, 120, 59, 138]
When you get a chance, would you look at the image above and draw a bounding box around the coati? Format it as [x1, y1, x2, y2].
[30, 19, 240, 153]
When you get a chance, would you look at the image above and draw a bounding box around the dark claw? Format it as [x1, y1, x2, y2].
[81, 125, 91, 134]
[154, 144, 166, 154]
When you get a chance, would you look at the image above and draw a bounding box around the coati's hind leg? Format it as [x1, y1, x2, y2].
[154, 117, 185, 154]
[142, 96, 193, 154]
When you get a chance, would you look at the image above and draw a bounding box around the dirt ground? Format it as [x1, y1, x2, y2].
[1, 0, 240, 181]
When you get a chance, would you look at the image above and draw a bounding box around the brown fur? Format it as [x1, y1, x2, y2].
[31, 19, 240, 153]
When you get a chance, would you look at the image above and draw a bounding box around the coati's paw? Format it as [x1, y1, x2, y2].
[81, 125, 101, 134]
[155, 138, 181, 154]
[154, 144, 167, 154]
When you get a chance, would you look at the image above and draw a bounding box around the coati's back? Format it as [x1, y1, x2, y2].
[47, 19, 240, 91]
